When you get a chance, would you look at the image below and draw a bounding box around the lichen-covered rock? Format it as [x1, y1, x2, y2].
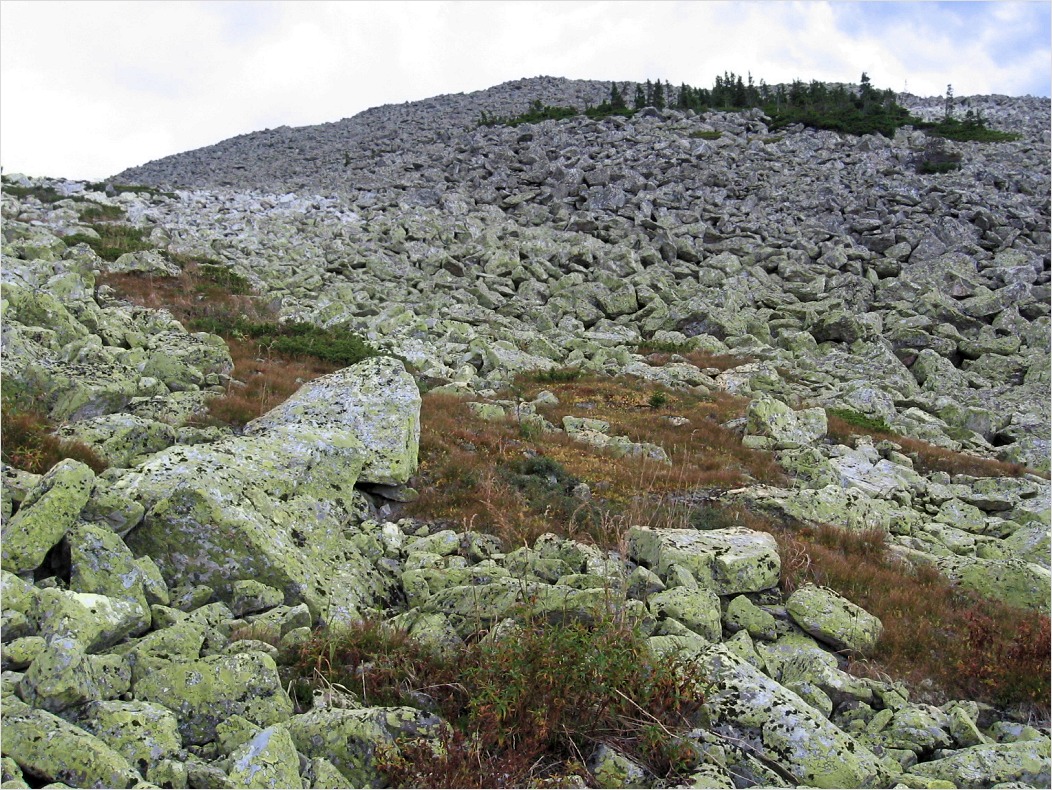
[1, 705, 142, 788]
[1, 571, 40, 640]
[120, 619, 206, 684]
[723, 595, 778, 641]
[627, 526, 780, 594]
[230, 580, 285, 618]
[287, 706, 445, 787]
[18, 637, 130, 712]
[226, 724, 304, 789]
[133, 651, 293, 745]
[908, 739, 1050, 787]
[66, 700, 182, 775]
[117, 428, 390, 622]
[56, 413, 179, 468]
[35, 588, 150, 652]
[744, 395, 827, 450]
[245, 356, 420, 486]
[67, 522, 148, 611]
[588, 743, 649, 788]
[930, 554, 1051, 613]
[698, 644, 888, 789]
[1, 459, 95, 574]
[786, 584, 883, 653]
[646, 587, 721, 641]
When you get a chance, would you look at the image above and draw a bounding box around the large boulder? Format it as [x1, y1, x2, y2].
[627, 526, 780, 594]
[908, 739, 1050, 787]
[1, 701, 142, 788]
[743, 395, 827, 451]
[786, 584, 883, 654]
[698, 644, 888, 789]
[116, 361, 415, 620]
[133, 651, 293, 745]
[1, 459, 95, 574]
[245, 356, 420, 486]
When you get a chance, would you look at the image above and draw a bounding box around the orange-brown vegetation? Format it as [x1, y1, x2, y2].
[722, 504, 1050, 712]
[98, 260, 343, 428]
[826, 412, 1035, 479]
[291, 612, 705, 788]
[407, 375, 784, 549]
[0, 408, 108, 475]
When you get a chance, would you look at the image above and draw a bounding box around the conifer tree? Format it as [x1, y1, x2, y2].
[653, 80, 665, 109]
[634, 84, 646, 110]
[610, 82, 626, 111]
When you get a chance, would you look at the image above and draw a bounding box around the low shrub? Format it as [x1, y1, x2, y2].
[0, 407, 107, 475]
[825, 407, 892, 434]
[77, 202, 126, 223]
[292, 612, 706, 788]
[689, 130, 722, 140]
[64, 223, 153, 261]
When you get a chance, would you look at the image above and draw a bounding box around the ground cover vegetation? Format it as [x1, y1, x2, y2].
[480, 72, 1020, 144]
[287, 612, 708, 787]
[96, 256, 380, 428]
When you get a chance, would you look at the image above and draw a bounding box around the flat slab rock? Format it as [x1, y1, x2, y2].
[627, 526, 780, 594]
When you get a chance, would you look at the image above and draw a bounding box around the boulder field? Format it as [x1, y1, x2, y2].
[2, 77, 1050, 787]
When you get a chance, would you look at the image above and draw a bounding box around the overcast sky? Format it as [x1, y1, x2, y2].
[1, 1, 1049, 182]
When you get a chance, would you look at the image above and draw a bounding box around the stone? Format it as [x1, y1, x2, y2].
[909, 739, 1050, 787]
[698, 644, 888, 788]
[744, 396, 827, 451]
[786, 584, 883, 653]
[627, 526, 780, 594]
[1, 705, 142, 788]
[226, 724, 304, 789]
[287, 706, 445, 787]
[35, 588, 150, 652]
[133, 651, 293, 745]
[723, 595, 778, 641]
[230, 580, 285, 617]
[66, 700, 183, 776]
[646, 587, 721, 641]
[18, 637, 131, 712]
[1, 459, 95, 574]
[588, 743, 649, 788]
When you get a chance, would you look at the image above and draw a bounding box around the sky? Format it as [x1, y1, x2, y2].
[1, 1, 1049, 182]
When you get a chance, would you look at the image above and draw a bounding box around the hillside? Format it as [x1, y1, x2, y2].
[1, 75, 1050, 789]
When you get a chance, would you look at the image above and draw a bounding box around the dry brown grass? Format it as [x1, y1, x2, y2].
[825, 413, 1035, 479]
[407, 376, 785, 550]
[100, 261, 341, 428]
[724, 505, 1050, 712]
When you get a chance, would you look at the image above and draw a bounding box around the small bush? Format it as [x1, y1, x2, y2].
[825, 407, 891, 434]
[64, 223, 153, 261]
[649, 391, 669, 409]
[1, 407, 107, 475]
[535, 367, 583, 384]
[689, 130, 722, 140]
[293, 612, 706, 788]
[77, 202, 126, 223]
[1, 183, 67, 203]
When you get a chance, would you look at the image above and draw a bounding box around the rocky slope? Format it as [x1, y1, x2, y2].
[1, 76, 1050, 788]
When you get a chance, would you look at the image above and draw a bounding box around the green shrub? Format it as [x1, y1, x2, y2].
[195, 264, 252, 295]
[1, 183, 69, 204]
[825, 407, 892, 433]
[649, 391, 669, 409]
[77, 203, 126, 223]
[535, 367, 583, 383]
[689, 130, 722, 140]
[63, 223, 153, 261]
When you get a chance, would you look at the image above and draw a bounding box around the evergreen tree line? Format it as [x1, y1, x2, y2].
[480, 73, 1017, 142]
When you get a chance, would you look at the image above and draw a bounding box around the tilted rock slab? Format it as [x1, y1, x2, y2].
[698, 644, 889, 789]
[909, 739, 1051, 788]
[245, 356, 420, 486]
[786, 584, 884, 654]
[116, 357, 419, 621]
[627, 526, 780, 594]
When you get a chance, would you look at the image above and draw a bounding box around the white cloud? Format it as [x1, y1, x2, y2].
[1, 1, 1047, 181]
